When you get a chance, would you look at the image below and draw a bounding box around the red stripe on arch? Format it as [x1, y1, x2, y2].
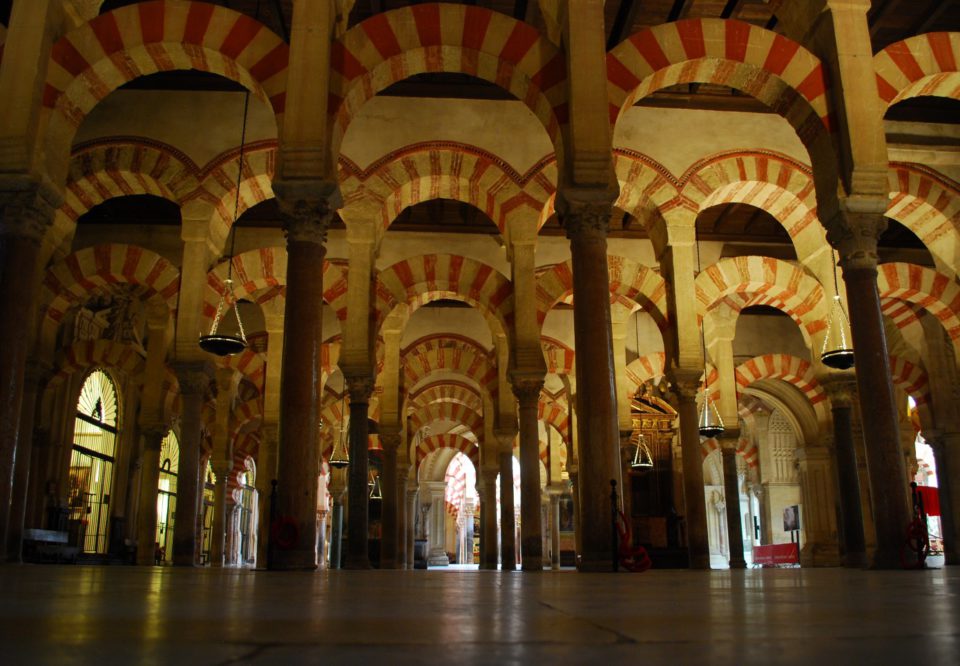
[500, 22, 539, 64]
[90, 13, 125, 56]
[876, 73, 899, 103]
[630, 32, 669, 71]
[249, 43, 288, 81]
[675, 19, 706, 60]
[725, 21, 750, 63]
[221, 15, 263, 59]
[363, 13, 402, 60]
[184, 2, 215, 45]
[330, 42, 366, 79]
[411, 3, 442, 47]
[138, 2, 165, 43]
[51, 38, 91, 77]
[763, 34, 800, 76]
[886, 41, 925, 82]
[462, 6, 492, 52]
[927, 32, 957, 73]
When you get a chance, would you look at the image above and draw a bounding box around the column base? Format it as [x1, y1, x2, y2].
[428, 550, 449, 566]
[870, 548, 903, 570]
[521, 558, 543, 572]
[271, 548, 318, 571]
[842, 552, 868, 568]
[801, 543, 841, 568]
[577, 554, 616, 573]
[688, 552, 711, 570]
[728, 559, 747, 570]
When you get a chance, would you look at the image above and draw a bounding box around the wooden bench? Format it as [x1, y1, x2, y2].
[23, 528, 78, 564]
[752, 543, 799, 567]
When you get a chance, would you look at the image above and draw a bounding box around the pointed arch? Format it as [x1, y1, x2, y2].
[613, 149, 680, 223]
[626, 352, 667, 388]
[416, 432, 480, 469]
[194, 141, 278, 236]
[330, 4, 567, 165]
[42, 1, 288, 184]
[877, 262, 960, 344]
[402, 335, 498, 399]
[49, 339, 146, 389]
[408, 402, 485, 445]
[735, 354, 827, 425]
[874, 33, 960, 110]
[886, 163, 960, 275]
[409, 380, 484, 416]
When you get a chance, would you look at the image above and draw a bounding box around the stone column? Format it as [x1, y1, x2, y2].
[832, 215, 911, 568]
[328, 469, 346, 569]
[512, 376, 544, 571]
[209, 458, 230, 568]
[549, 489, 562, 570]
[136, 426, 167, 566]
[670, 370, 711, 569]
[405, 479, 418, 568]
[796, 443, 841, 566]
[0, 183, 57, 560]
[395, 462, 410, 569]
[379, 431, 401, 569]
[556, 197, 620, 571]
[425, 482, 449, 566]
[344, 375, 374, 568]
[7, 359, 50, 561]
[719, 435, 746, 569]
[172, 365, 210, 566]
[497, 432, 517, 571]
[929, 434, 959, 566]
[479, 468, 499, 569]
[273, 194, 334, 570]
[822, 375, 867, 567]
[255, 424, 278, 568]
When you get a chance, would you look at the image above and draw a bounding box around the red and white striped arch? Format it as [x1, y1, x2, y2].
[607, 20, 831, 130]
[409, 380, 484, 417]
[42, 1, 288, 180]
[680, 151, 826, 266]
[216, 349, 265, 393]
[887, 164, 960, 275]
[541, 336, 575, 376]
[875, 33, 960, 110]
[339, 143, 554, 233]
[203, 249, 350, 326]
[626, 352, 667, 389]
[194, 141, 277, 238]
[538, 399, 569, 445]
[330, 4, 567, 163]
[409, 402, 485, 444]
[889, 353, 931, 408]
[695, 256, 827, 340]
[613, 149, 680, 222]
[48, 339, 147, 390]
[402, 335, 498, 398]
[41, 244, 180, 345]
[416, 432, 480, 469]
[230, 397, 263, 443]
[60, 140, 198, 226]
[735, 354, 828, 425]
[535, 256, 668, 328]
[375, 254, 514, 337]
[700, 436, 759, 469]
[877, 262, 960, 344]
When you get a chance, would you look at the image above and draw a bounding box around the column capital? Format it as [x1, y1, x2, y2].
[0, 178, 61, 245]
[555, 187, 616, 241]
[820, 373, 858, 408]
[668, 368, 703, 402]
[345, 374, 376, 403]
[173, 362, 213, 397]
[494, 429, 517, 453]
[274, 180, 341, 246]
[826, 197, 888, 272]
[379, 430, 402, 452]
[141, 424, 170, 449]
[510, 373, 544, 404]
[717, 431, 742, 451]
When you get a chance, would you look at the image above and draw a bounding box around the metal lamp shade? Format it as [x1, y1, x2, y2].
[698, 393, 725, 438]
[820, 296, 854, 370]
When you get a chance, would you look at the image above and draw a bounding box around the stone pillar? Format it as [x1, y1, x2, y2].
[255, 424, 278, 568]
[328, 469, 346, 569]
[405, 479, 418, 568]
[556, 197, 620, 571]
[396, 462, 410, 569]
[344, 375, 373, 569]
[822, 375, 867, 567]
[549, 489, 562, 570]
[273, 194, 334, 570]
[379, 431, 401, 569]
[929, 434, 959, 566]
[425, 482, 449, 566]
[796, 444, 841, 567]
[136, 426, 167, 566]
[172, 365, 210, 566]
[832, 215, 911, 568]
[479, 468, 499, 569]
[7, 359, 50, 561]
[671, 370, 711, 569]
[512, 376, 544, 571]
[497, 433, 517, 571]
[719, 436, 746, 569]
[0, 184, 57, 560]
[209, 458, 230, 568]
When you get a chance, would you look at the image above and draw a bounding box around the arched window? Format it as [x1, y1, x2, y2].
[69, 369, 119, 554]
[156, 431, 180, 563]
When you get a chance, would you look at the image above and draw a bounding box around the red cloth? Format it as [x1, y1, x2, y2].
[917, 486, 940, 517]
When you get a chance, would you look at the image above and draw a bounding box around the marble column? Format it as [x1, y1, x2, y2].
[273, 195, 333, 570]
[172, 365, 210, 566]
[512, 376, 544, 571]
[822, 375, 867, 567]
[549, 489, 562, 570]
[328, 469, 346, 569]
[396, 463, 410, 569]
[405, 480, 418, 568]
[796, 444, 841, 567]
[719, 436, 746, 569]
[929, 434, 958, 566]
[426, 482, 449, 566]
[7, 359, 50, 561]
[671, 370, 711, 569]
[344, 375, 373, 569]
[379, 432, 401, 569]
[209, 458, 230, 568]
[497, 433, 517, 571]
[556, 197, 621, 571]
[833, 217, 911, 568]
[0, 184, 57, 561]
[136, 426, 167, 566]
[479, 468, 499, 569]
[255, 424, 278, 568]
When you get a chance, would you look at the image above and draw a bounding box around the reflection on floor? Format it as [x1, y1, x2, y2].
[1, 564, 957, 664]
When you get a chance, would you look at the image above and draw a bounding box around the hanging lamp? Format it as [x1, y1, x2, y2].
[820, 251, 855, 370]
[369, 475, 383, 500]
[329, 390, 350, 469]
[631, 432, 654, 469]
[199, 92, 252, 357]
[695, 232, 725, 439]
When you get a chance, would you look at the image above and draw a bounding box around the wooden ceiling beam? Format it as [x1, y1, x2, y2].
[913, 0, 953, 35]
[868, 0, 899, 38]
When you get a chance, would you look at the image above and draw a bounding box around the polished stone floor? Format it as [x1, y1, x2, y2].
[1, 564, 957, 665]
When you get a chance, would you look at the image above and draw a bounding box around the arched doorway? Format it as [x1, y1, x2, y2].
[156, 431, 179, 564]
[68, 369, 119, 554]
